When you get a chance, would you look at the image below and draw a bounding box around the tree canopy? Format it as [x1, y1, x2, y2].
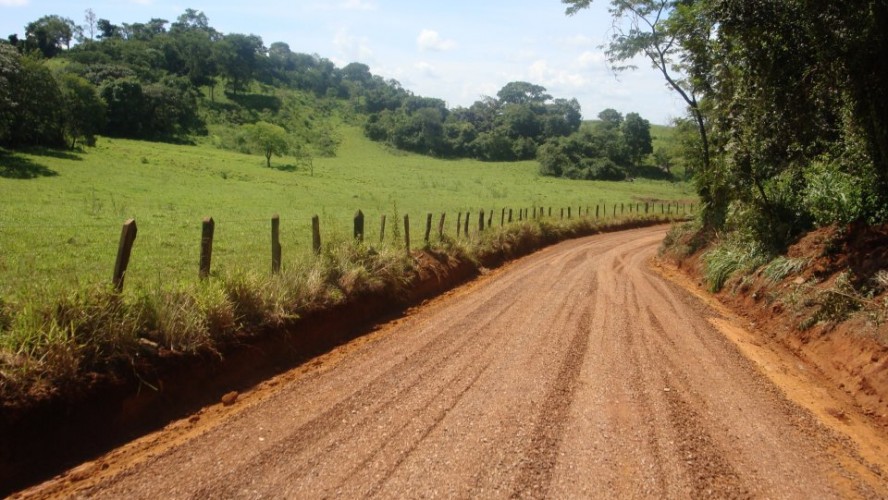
[565, 0, 888, 248]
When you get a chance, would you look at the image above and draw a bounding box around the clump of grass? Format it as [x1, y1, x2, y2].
[761, 256, 809, 284]
[702, 237, 770, 292]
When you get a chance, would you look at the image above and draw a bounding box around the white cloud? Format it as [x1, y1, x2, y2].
[0, 0, 29, 6]
[528, 59, 588, 88]
[333, 27, 374, 62]
[417, 29, 456, 52]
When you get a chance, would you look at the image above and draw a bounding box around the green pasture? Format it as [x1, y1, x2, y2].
[0, 126, 694, 297]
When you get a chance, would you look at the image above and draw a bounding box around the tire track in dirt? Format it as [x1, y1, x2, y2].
[16, 225, 888, 499]
[511, 306, 593, 499]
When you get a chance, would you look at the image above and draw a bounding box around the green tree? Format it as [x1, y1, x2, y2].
[0, 43, 21, 143]
[216, 33, 264, 94]
[621, 112, 653, 169]
[57, 73, 106, 149]
[24, 15, 75, 58]
[4, 56, 65, 147]
[244, 121, 290, 167]
[564, 0, 718, 216]
[597, 108, 623, 130]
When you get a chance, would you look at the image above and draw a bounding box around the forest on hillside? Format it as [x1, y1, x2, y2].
[0, 8, 663, 182]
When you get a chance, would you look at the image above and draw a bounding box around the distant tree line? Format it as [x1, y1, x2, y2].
[1, 7, 658, 181]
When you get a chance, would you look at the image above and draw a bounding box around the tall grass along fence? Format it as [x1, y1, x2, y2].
[106, 201, 695, 290]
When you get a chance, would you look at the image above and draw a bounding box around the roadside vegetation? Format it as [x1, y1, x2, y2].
[0, 7, 695, 403]
[564, 1, 887, 330]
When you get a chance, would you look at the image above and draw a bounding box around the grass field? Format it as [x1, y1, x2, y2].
[0, 125, 694, 298]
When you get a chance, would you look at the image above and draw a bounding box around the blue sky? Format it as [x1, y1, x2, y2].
[0, 0, 686, 124]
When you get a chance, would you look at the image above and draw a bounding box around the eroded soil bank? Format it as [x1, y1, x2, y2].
[663, 224, 888, 431]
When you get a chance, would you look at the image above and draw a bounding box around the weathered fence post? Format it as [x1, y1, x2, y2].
[596, 205, 600, 218]
[312, 215, 321, 255]
[621, 203, 625, 215]
[479, 209, 485, 232]
[271, 214, 281, 274]
[199, 217, 215, 279]
[404, 214, 410, 256]
[464, 211, 470, 235]
[438, 213, 446, 239]
[354, 209, 364, 242]
[379, 214, 387, 244]
[501, 208, 506, 227]
[457, 212, 463, 237]
[560, 208, 564, 219]
[112, 218, 137, 291]
[508, 208, 513, 223]
[645, 202, 650, 214]
[568, 207, 572, 219]
[425, 212, 433, 243]
[518, 208, 523, 222]
[487, 210, 493, 228]
[613, 204, 617, 218]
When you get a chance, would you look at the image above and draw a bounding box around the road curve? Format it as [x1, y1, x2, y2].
[20, 225, 888, 498]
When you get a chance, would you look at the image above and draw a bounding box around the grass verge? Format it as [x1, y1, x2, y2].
[0, 214, 676, 406]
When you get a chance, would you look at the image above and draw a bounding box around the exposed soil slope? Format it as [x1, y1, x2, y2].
[18, 225, 887, 498]
[669, 224, 888, 428]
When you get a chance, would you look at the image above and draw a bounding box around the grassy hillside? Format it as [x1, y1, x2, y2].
[0, 126, 694, 298]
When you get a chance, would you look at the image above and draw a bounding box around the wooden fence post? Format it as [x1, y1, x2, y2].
[457, 212, 462, 237]
[379, 214, 386, 244]
[112, 218, 137, 292]
[199, 217, 214, 279]
[354, 209, 364, 242]
[560, 208, 564, 219]
[464, 211, 470, 235]
[425, 212, 433, 243]
[645, 202, 649, 214]
[271, 214, 281, 274]
[487, 210, 493, 228]
[508, 209, 513, 223]
[438, 213, 446, 239]
[568, 207, 572, 219]
[501, 208, 506, 227]
[479, 209, 485, 232]
[404, 214, 410, 256]
[312, 215, 321, 255]
[596, 205, 600, 218]
[613, 204, 617, 218]
[518, 208, 523, 222]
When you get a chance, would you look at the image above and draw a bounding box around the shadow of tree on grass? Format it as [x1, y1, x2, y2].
[270, 163, 299, 172]
[0, 151, 59, 179]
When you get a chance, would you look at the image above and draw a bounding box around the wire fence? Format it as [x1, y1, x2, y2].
[0, 201, 695, 296]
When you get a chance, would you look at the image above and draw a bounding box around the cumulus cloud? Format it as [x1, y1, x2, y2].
[528, 59, 589, 88]
[333, 27, 374, 62]
[0, 0, 29, 5]
[417, 29, 456, 52]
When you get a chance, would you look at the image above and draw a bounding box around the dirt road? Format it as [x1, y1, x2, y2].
[19, 225, 888, 498]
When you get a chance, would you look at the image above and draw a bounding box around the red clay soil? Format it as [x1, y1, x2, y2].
[668, 224, 888, 429]
[13, 224, 888, 498]
[0, 218, 667, 496]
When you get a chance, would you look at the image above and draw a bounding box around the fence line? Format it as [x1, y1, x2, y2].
[13, 202, 697, 292]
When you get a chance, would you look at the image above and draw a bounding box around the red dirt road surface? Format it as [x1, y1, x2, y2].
[18, 226, 888, 498]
